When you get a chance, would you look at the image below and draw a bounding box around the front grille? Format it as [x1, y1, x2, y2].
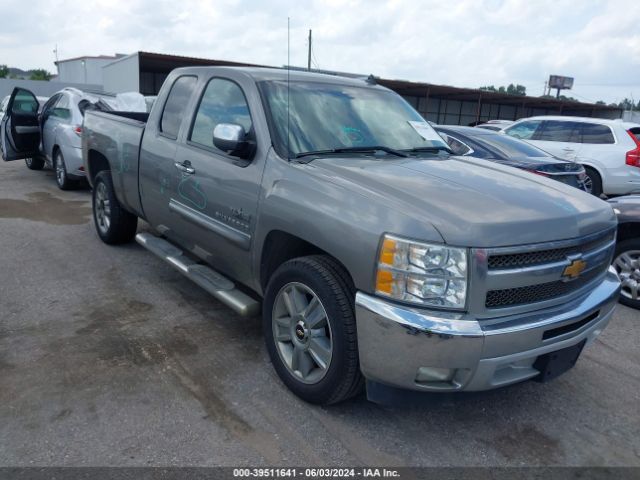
[485, 268, 602, 308]
[488, 232, 614, 270]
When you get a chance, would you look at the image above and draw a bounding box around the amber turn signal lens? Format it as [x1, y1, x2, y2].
[379, 238, 397, 266]
[375, 269, 394, 294]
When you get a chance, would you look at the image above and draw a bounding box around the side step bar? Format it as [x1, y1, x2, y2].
[135, 233, 260, 317]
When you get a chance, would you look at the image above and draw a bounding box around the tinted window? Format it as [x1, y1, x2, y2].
[581, 123, 615, 144]
[474, 133, 550, 158]
[505, 120, 541, 140]
[160, 76, 197, 139]
[51, 94, 71, 121]
[190, 78, 252, 149]
[629, 127, 640, 142]
[440, 133, 472, 155]
[11, 89, 39, 114]
[537, 121, 581, 142]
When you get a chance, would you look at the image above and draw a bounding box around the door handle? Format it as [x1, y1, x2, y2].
[174, 160, 195, 174]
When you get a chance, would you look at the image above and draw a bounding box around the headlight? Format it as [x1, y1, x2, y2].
[375, 234, 468, 309]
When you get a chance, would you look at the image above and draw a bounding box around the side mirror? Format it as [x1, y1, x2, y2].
[213, 123, 255, 159]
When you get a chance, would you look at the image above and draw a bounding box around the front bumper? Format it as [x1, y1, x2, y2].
[355, 266, 620, 392]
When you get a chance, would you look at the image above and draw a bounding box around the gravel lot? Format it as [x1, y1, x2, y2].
[0, 160, 639, 467]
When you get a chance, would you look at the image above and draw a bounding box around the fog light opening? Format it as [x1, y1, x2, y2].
[415, 366, 456, 384]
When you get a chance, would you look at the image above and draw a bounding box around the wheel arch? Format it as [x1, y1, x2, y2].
[86, 149, 111, 187]
[617, 222, 640, 244]
[259, 230, 354, 293]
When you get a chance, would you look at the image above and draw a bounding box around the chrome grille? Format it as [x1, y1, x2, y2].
[488, 231, 615, 270]
[486, 268, 602, 308]
[470, 228, 616, 318]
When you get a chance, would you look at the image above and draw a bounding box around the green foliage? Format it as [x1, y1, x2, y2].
[0, 64, 8, 78]
[29, 69, 52, 81]
[479, 84, 527, 96]
[616, 98, 640, 110]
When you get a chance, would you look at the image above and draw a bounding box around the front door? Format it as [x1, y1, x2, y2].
[171, 76, 264, 283]
[1, 88, 41, 161]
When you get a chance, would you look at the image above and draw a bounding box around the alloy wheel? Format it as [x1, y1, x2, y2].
[613, 250, 640, 301]
[94, 182, 111, 234]
[55, 154, 66, 186]
[272, 282, 333, 384]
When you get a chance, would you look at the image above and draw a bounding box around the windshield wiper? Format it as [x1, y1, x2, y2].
[295, 146, 408, 159]
[403, 146, 454, 154]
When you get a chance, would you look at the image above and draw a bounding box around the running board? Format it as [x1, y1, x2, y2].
[135, 233, 260, 317]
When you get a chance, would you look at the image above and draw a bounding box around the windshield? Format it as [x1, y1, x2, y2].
[260, 81, 449, 158]
[475, 133, 551, 158]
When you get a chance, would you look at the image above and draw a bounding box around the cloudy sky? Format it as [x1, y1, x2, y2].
[1, 0, 638, 104]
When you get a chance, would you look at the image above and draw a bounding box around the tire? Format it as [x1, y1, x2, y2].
[584, 167, 603, 197]
[53, 149, 74, 190]
[263, 255, 364, 405]
[25, 157, 45, 170]
[92, 170, 138, 245]
[612, 238, 640, 310]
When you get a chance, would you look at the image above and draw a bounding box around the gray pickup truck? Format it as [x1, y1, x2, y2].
[74, 67, 621, 405]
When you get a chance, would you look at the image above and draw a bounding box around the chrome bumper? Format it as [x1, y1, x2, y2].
[355, 267, 620, 392]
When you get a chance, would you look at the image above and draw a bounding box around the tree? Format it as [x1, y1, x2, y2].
[29, 69, 52, 81]
[479, 83, 526, 96]
[0, 64, 8, 78]
[616, 98, 640, 110]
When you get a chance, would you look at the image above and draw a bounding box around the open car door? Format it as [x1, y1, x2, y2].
[1, 87, 41, 161]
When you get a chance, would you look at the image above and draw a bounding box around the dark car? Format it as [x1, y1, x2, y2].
[608, 195, 640, 309]
[434, 126, 589, 191]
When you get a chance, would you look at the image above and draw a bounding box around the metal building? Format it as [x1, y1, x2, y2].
[59, 51, 623, 123]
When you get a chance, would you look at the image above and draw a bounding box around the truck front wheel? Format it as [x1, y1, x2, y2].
[263, 255, 363, 405]
[92, 171, 138, 245]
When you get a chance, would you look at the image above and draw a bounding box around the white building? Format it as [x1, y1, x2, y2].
[55, 55, 127, 86]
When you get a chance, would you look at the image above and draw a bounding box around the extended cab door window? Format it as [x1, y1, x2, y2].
[1, 87, 41, 161]
[189, 78, 253, 152]
[159, 76, 198, 139]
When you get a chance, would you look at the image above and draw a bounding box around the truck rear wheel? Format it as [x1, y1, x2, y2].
[92, 171, 138, 245]
[263, 255, 363, 405]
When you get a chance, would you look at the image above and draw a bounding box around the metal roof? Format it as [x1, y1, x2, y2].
[90, 51, 622, 114]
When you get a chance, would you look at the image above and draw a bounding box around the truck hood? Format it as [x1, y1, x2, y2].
[308, 155, 616, 248]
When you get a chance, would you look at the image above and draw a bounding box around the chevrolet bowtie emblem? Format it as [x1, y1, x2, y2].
[563, 258, 587, 280]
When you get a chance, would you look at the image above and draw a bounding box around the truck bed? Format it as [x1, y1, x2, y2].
[83, 110, 148, 217]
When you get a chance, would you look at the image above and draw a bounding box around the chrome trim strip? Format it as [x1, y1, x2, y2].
[169, 198, 251, 250]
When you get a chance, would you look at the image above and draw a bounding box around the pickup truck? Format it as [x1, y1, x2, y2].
[6, 66, 621, 404]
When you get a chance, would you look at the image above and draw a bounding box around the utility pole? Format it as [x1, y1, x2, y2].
[307, 29, 312, 71]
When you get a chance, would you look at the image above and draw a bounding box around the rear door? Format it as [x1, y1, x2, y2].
[531, 120, 583, 161]
[1, 88, 41, 161]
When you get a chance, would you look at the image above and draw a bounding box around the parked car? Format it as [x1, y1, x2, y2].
[1, 87, 146, 189]
[608, 195, 640, 309]
[475, 119, 514, 131]
[2, 67, 621, 404]
[503, 116, 640, 197]
[434, 125, 588, 191]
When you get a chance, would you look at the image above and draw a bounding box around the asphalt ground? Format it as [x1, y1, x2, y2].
[0, 160, 639, 467]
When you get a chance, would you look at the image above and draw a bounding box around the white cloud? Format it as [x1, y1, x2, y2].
[0, 0, 638, 103]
